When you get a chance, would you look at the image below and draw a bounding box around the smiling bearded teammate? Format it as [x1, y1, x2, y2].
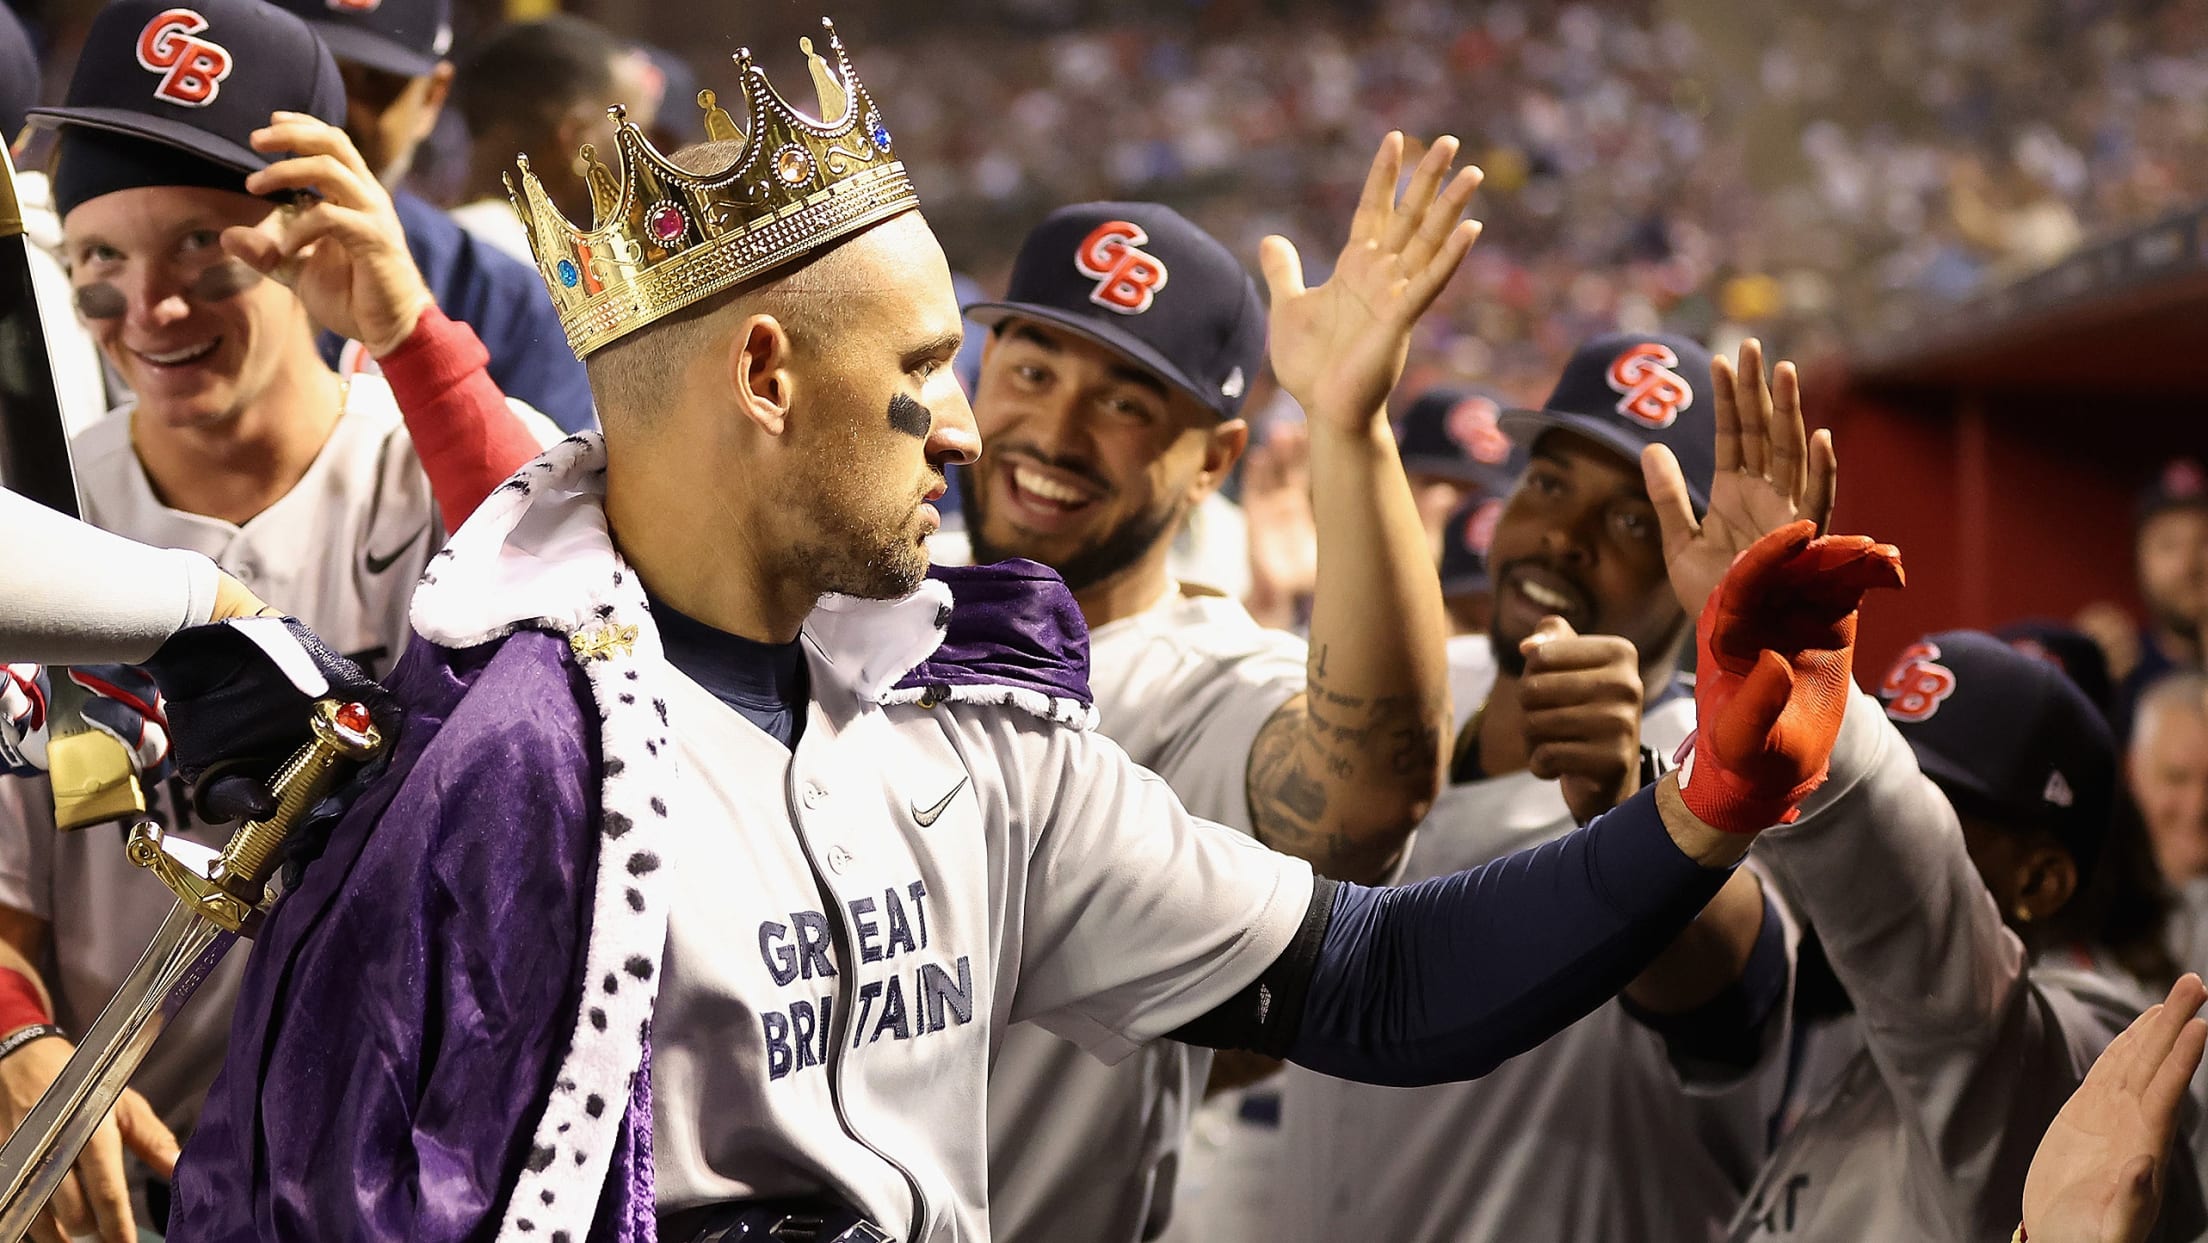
[0, 1, 553, 1236]
[948, 137, 1471, 1243]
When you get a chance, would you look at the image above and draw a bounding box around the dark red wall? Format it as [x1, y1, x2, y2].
[1812, 376, 2195, 676]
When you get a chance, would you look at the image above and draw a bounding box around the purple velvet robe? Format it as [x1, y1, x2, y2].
[168, 562, 1092, 1243]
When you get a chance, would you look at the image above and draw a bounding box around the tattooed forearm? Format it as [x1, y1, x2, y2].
[1245, 653, 1446, 882]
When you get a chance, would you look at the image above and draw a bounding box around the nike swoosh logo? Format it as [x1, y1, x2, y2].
[912, 775, 969, 827]
[363, 524, 429, 575]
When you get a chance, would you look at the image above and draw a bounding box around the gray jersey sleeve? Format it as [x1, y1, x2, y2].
[988, 713, 1317, 1063]
[1752, 688, 2103, 1238]
[0, 490, 220, 664]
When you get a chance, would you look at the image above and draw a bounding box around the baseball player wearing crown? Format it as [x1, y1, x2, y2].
[150, 21, 1905, 1243]
[0, 0, 555, 1237]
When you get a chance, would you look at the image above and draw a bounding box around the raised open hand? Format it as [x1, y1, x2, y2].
[1643, 339, 1838, 622]
[221, 112, 434, 357]
[2024, 974, 2208, 1243]
[1261, 132, 1481, 434]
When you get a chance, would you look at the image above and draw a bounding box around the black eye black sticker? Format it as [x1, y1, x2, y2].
[887, 392, 932, 440]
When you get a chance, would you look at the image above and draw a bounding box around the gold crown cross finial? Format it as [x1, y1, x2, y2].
[799, 34, 849, 122]
[697, 88, 745, 143]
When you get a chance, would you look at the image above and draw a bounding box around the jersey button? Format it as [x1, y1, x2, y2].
[826, 844, 853, 874]
[802, 784, 826, 810]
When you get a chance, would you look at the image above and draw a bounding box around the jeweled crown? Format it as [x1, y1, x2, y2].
[507, 18, 916, 359]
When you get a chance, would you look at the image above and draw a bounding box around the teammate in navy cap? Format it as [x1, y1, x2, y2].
[1883, 631, 2118, 919]
[1241, 336, 1842, 1243]
[1642, 628, 2203, 1242]
[4, 3, 554, 1235]
[258, 0, 598, 432]
[957, 133, 1479, 1243]
[1395, 382, 1519, 558]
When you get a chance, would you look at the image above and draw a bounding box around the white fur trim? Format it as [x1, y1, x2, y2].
[877, 683, 1098, 730]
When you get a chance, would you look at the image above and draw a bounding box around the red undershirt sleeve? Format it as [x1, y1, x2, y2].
[376, 306, 551, 526]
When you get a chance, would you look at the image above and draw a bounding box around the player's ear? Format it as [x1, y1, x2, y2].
[1192, 416, 1248, 501]
[2016, 838, 2078, 925]
[726, 313, 797, 438]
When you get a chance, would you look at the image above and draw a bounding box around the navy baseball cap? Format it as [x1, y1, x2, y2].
[264, 0, 452, 79]
[2137, 457, 2208, 528]
[28, 0, 345, 177]
[1440, 493, 1505, 599]
[1878, 630, 2116, 880]
[1993, 619, 2114, 717]
[1500, 331, 1717, 514]
[1, 2, 37, 141]
[967, 202, 1267, 420]
[1397, 384, 1523, 491]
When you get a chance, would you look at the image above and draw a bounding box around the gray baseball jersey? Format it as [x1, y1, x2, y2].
[0, 377, 557, 1131]
[624, 606, 1318, 1242]
[985, 585, 1306, 1243]
[1729, 690, 2196, 1241]
[1191, 635, 1757, 1243]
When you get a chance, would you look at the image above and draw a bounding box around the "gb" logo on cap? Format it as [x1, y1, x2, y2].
[1606, 342, 1694, 429]
[1075, 221, 1170, 315]
[137, 9, 233, 108]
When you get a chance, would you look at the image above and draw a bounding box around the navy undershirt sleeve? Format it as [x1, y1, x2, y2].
[1278, 783, 1733, 1087]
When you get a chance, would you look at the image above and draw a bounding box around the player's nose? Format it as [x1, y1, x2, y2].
[929, 387, 981, 468]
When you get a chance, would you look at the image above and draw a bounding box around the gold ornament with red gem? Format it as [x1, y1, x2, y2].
[504, 17, 915, 359]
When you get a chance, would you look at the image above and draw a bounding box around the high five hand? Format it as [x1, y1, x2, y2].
[1644, 339, 1839, 620]
[1261, 133, 1483, 432]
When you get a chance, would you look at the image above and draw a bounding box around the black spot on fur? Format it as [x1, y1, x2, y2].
[433, 547, 454, 561]
[604, 757, 626, 777]
[572, 1152, 586, 1167]
[604, 812, 632, 839]
[626, 887, 644, 911]
[645, 739, 659, 756]
[586, 1094, 605, 1118]
[525, 1145, 555, 1172]
[649, 797, 667, 817]
[498, 478, 531, 494]
[625, 955, 654, 980]
[624, 669, 638, 681]
[541, 1190, 555, 1206]
[557, 1122, 570, 1134]
[602, 973, 619, 995]
[517, 1220, 534, 1232]
[594, 603, 614, 619]
[627, 851, 659, 875]
[652, 698, 668, 725]
[935, 603, 952, 629]
[557, 1078, 575, 1093]
[612, 569, 624, 586]
[618, 693, 635, 705]
[589, 1007, 607, 1031]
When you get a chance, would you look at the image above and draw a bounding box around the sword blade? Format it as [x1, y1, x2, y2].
[0, 900, 233, 1239]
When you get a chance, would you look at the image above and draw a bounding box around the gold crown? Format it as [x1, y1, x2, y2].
[506, 18, 917, 359]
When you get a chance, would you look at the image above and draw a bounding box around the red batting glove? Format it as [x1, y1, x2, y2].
[1680, 521, 1904, 833]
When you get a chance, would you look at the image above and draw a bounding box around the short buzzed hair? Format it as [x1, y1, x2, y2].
[454, 16, 618, 138]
